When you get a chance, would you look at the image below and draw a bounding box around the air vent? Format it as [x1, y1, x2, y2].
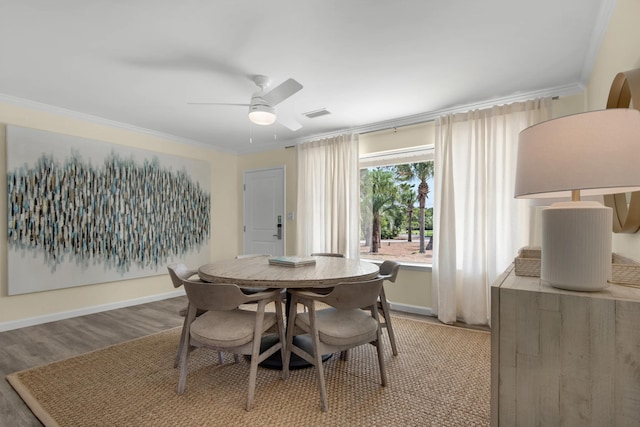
[303, 108, 331, 119]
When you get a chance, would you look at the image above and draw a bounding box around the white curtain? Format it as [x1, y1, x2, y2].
[296, 134, 360, 258]
[432, 98, 552, 325]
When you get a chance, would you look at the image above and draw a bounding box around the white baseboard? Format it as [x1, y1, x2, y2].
[388, 302, 433, 317]
[0, 289, 186, 332]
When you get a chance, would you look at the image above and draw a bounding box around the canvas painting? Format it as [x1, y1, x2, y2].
[6, 125, 211, 295]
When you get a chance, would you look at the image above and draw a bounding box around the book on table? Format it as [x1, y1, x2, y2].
[268, 256, 317, 268]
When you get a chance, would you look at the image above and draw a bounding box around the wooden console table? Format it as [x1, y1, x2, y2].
[491, 265, 640, 426]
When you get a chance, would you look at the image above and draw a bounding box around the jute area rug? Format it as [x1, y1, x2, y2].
[7, 316, 490, 426]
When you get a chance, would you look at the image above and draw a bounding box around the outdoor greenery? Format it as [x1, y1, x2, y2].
[360, 161, 434, 254]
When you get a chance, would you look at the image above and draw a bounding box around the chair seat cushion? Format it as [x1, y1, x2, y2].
[296, 308, 378, 347]
[190, 310, 277, 348]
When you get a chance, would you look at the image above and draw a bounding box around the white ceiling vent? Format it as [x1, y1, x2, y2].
[303, 108, 331, 119]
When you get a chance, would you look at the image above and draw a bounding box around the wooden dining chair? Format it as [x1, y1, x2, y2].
[176, 277, 286, 411]
[309, 253, 344, 296]
[283, 277, 387, 411]
[378, 260, 401, 356]
[167, 263, 217, 368]
[235, 254, 274, 295]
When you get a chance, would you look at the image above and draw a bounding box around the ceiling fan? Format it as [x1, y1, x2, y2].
[189, 75, 303, 131]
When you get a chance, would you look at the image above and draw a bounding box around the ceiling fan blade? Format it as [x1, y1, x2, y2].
[187, 102, 249, 107]
[124, 53, 251, 82]
[263, 78, 303, 106]
[277, 114, 302, 131]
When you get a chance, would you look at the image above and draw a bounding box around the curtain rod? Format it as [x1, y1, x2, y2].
[292, 84, 576, 145]
[358, 96, 561, 136]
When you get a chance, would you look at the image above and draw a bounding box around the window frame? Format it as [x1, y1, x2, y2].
[359, 146, 434, 269]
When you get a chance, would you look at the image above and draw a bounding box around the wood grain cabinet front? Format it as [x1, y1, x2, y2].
[491, 265, 640, 427]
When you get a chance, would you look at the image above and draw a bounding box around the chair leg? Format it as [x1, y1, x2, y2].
[375, 340, 388, 387]
[282, 294, 299, 380]
[246, 302, 267, 411]
[274, 294, 287, 380]
[247, 339, 261, 411]
[312, 338, 328, 411]
[307, 308, 328, 412]
[375, 331, 388, 387]
[174, 306, 190, 368]
[370, 303, 388, 388]
[379, 288, 398, 356]
[177, 336, 190, 394]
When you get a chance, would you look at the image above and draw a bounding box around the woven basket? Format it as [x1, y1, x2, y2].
[513, 247, 640, 287]
[514, 247, 541, 277]
[611, 253, 640, 288]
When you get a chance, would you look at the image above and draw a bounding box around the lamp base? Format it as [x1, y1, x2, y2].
[541, 201, 611, 291]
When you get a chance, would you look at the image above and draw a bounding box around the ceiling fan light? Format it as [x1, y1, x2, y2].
[248, 104, 276, 125]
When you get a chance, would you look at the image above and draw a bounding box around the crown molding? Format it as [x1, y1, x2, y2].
[293, 82, 585, 145]
[0, 93, 235, 153]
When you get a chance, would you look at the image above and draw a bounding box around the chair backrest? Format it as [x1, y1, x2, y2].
[311, 253, 345, 258]
[379, 260, 400, 283]
[182, 278, 251, 311]
[321, 277, 384, 310]
[236, 254, 271, 259]
[167, 263, 195, 288]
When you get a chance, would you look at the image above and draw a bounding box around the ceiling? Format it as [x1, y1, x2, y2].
[0, 0, 615, 154]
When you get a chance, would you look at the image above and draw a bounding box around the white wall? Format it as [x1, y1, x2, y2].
[0, 102, 239, 329]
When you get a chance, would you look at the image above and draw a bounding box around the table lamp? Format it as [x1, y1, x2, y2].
[514, 109, 640, 291]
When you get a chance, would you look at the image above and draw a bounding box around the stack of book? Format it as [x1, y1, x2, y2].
[268, 256, 317, 268]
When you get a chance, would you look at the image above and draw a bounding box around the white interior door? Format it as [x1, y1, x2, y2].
[243, 167, 285, 256]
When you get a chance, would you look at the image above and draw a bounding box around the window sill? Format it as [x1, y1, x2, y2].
[362, 258, 432, 272]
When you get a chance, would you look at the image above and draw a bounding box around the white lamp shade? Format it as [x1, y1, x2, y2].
[514, 108, 640, 291]
[515, 109, 640, 199]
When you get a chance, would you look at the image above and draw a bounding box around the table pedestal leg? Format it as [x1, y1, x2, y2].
[256, 334, 331, 370]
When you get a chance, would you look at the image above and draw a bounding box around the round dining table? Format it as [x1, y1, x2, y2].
[198, 255, 380, 369]
[198, 255, 380, 289]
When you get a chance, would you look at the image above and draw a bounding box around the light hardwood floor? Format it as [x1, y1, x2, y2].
[0, 297, 186, 427]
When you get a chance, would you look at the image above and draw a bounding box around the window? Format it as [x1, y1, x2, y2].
[359, 147, 434, 266]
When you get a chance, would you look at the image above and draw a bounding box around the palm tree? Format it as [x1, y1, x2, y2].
[363, 168, 397, 253]
[395, 162, 434, 253]
[383, 203, 405, 239]
[398, 183, 416, 242]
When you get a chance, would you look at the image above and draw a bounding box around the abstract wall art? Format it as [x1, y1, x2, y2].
[6, 125, 211, 295]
